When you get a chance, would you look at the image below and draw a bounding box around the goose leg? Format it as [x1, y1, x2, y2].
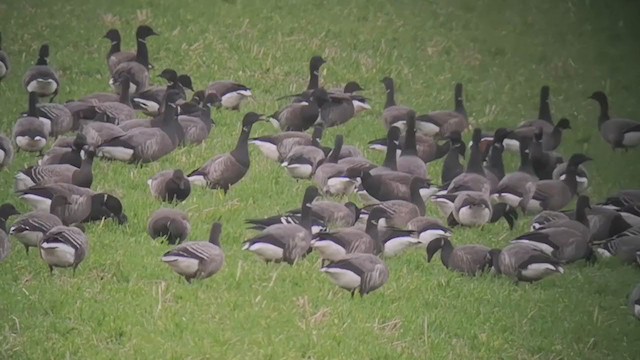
[48, 265, 54, 275]
[350, 289, 356, 299]
[24, 245, 29, 254]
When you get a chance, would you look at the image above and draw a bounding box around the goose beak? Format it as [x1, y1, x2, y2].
[115, 213, 128, 225]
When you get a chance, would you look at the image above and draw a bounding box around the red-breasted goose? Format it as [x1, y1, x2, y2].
[588, 91, 640, 150]
[426, 238, 492, 276]
[161, 222, 224, 283]
[242, 186, 319, 265]
[148, 169, 191, 203]
[12, 92, 49, 154]
[488, 243, 564, 284]
[148, 208, 191, 245]
[0, 32, 9, 82]
[320, 253, 389, 298]
[110, 25, 158, 95]
[22, 44, 59, 101]
[39, 223, 89, 274]
[187, 112, 263, 192]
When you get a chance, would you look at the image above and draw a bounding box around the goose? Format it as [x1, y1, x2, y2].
[596, 234, 640, 265]
[520, 153, 592, 213]
[397, 217, 453, 248]
[48, 193, 127, 226]
[368, 131, 450, 165]
[396, 110, 428, 178]
[110, 25, 158, 95]
[312, 135, 361, 196]
[358, 170, 437, 205]
[319, 92, 356, 128]
[0, 133, 14, 170]
[281, 137, 326, 179]
[132, 69, 191, 115]
[161, 222, 225, 283]
[0, 204, 20, 261]
[22, 44, 59, 101]
[629, 284, 640, 319]
[95, 74, 136, 124]
[414, 83, 469, 137]
[277, 55, 326, 103]
[588, 91, 640, 150]
[39, 224, 88, 274]
[482, 128, 512, 181]
[12, 92, 49, 154]
[511, 227, 595, 265]
[178, 90, 212, 116]
[250, 125, 323, 162]
[380, 77, 414, 130]
[17, 182, 93, 211]
[368, 126, 401, 176]
[147, 208, 191, 245]
[97, 90, 184, 163]
[426, 238, 491, 276]
[519, 85, 553, 128]
[529, 128, 563, 180]
[446, 128, 494, 194]
[268, 88, 329, 131]
[320, 253, 389, 298]
[600, 190, 640, 211]
[530, 210, 570, 230]
[79, 121, 125, 147]
[451, 186, 492, 227]
[0, 32, 9, 82]
[491, 137, 539, 209]
[488, 243, 564, 284]
[14, 148, 94, 190]
[551, 162, 589, 194]
[242, 186, 319, 264]
[311, 206, 386, 264]
[178, 93, 217, 145]
[148, 169, 191, 203]
[187, 112, 263, 192]
[9, 210, 62, 254]
[103, 28, 124, 74]
[368, 177, 427, 229]
[246, 201, 359, 232]
[30, 102, 73, 138]
[39, 133, 87, 167]
[64, 100, 99, 123]
[440, 131, 466, 188]
[205, 79, 252, 111]
[330, 81, 371, 115]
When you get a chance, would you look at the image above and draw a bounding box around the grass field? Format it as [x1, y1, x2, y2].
[1, 0, 640, 358]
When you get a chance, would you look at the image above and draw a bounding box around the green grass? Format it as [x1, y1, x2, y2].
[1, 0, 640, 358]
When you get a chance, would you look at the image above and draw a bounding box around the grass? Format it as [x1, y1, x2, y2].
[1, 0, 640, 358]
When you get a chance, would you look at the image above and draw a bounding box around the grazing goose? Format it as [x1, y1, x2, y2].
[147, 208, 191, 245]
[162, 222, 225, 283]
[48, 193, 127, 226]
[178, 93, 217, 145]
[250, 125, 323, 162]
[22, 44, 59, 101]
[39, 224, 88, 274]
[0, 133, 14, 170]
[368, 177, 427, 229]
[426, 238, 491, 276]
[188, 112, 263, 192]
[415, 83, 469, 137]
[9, 210, 62, 254]
[451, 186, 492, 227]
[368, 131, 449, 165]
[79, 121, 125, 147]
[530, 210, 570, 230]
[520, 153, 592, 213]
[268, 88, 329, 131]
[148, 169, 191, 203]
[12, 92, 49, 154]
[396, 110, 428, 178]
[205, 79, 252, 111]
[380, 77, 414, 130]
[441, 131, 466, 188]
[511, 227, 595, 265]
[596, 234, 640, 265]
[110, 25, 157, 95]
[97, 90, 184, 163]
[281, 137, 326, 179]
[312, 135, 360, 196]
[320, 253, 389, 298]
[14, 148, 94, 190]
[629, 284, 640, 320]
[0, 204, 20, 261]
[39, 133, 87, 167]
[588, 91, 640, 150]
[358, 170, 437, 205]
[491, 137, 539, 209]
[242, 186, 319, 265]
[489, 243, 564, 284]
[95, 74, 136, 124]
[246, 201, 359, 232]
[0, 32, 9, 82]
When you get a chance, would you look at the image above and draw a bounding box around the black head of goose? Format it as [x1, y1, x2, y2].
[0, 204, 20, 244]
[96, 90, 184, 163]
[39, 133, 88, 167]
[9, 209, 62, 254]
[243, 186, 319, 265]
[426, 237, 491, 276]
[13, 92, 49, 154]
[306, 55, 326, 91]
[320, 252, 389, 298]
[520, 153, 592, 213]
[540, 117, 571, 151]
[103, 28, 128, 74]
[0, 133, 15, 170]
[22, 44, 59, 101]
[0, 32, 9, 82]
[110, 25, 158, 95]
[49, 192, 128, 226]
[148, 208, 191, 245]
[187, 112, 263, 192]
[587, 91, 640, 150]
[148, 169, 191, 203]
[488, 243, 564, 284]
[14, 147, 95, 190]
[39, 223, 89, 274]
[161, 222, 225, 283]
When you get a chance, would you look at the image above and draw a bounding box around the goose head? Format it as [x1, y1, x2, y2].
[343, 81, 364, 94]
[555, 117, 572, 130]
[567, 153, 592, 167]
[309, 55, 326, 73]
[380, 77, 394, 92]
[177, 74, 194, 92]
[587, 91, 607, 105]
[158, 68, 178, 84]
[241, 112, 265, 131]
[103, 29, 121, 42]
[425, 237, 450, 263]
[93, 193, 128, 225]
[0, 203, 20, 221]
[136, 25, 159, 40]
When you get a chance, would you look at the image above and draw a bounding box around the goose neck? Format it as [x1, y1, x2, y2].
[440, 239, 453, 268]
[135, 38, 150, 68]
[384, 86, 396, 109]
[230, 123, 254, 166]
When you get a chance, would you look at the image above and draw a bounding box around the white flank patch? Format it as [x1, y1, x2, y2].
[384, 236, 420, 257]
[40, 242, 75, 268]
[419, 186, 440, 202]
[267, 118, 281, 130]
[634, 304, 640, 319]
[324, 177, 357, 196]
[311, 239, 347, 262]
[417, 229, 451, 247]
[622, 131, 640, 147]
[15, 136, 46, 152]
[14, 172, 36, 191]
[285, 163, 313, 179]
[162, 255, 199, 276]
[244, 242, 284, 261]
[249, 140, 279, 161]
[415, 121, 440, 136]
[368, 144, 387, 152]
[97, 146, 134, 161]
[221, 91, 251, 109]
[19, 194, 52, 211]
[352, 100, 371, 114]
[525, 199, 543, 214]
[357, 190, 380, 206]
[457, 206, 491, 226]
[511, 239, 555, 256]
[187, 175, 208, 187]
[320, 267, 361, 290]
[133, 98, 160, 114]
[492, 193, 522, 208]
[0, 62, 6, 76]
[520, 263, 561, 280]
[0, 150, 5, 164]
[503, 139, 520, 153]
[27, 79, 57, 95]
[596, 248, 612, 258]
[11, 230, 43, 247]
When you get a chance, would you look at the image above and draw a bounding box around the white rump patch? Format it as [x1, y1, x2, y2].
[244, 242, 284, 261]
[19, 194, 52, 211]
[162, 255, 199, 276]
[311, 239, 347, 262]
[383, 236, 420, 257]
[187, 175, 208, 187]
[285, 164, 313, 179]
[97, 146, 134, 161]
[40, 242, 76, 267]
[249, 140, 279, 161]
[622, 131, 640, 147]
[320, 267, 361, 290]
